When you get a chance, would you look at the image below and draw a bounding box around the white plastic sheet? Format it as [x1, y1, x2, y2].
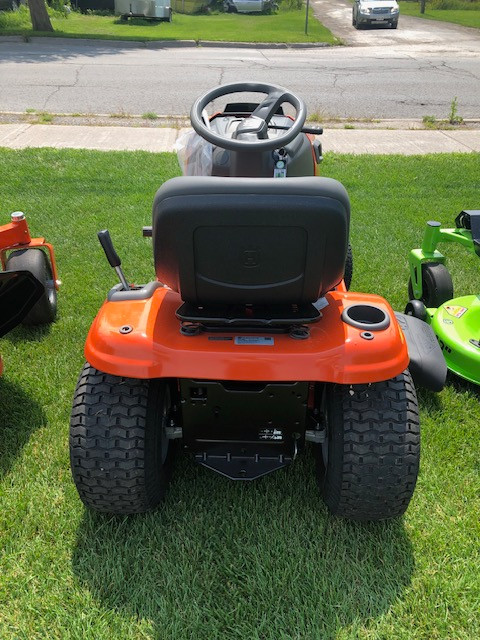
[174, 129, 213, 177]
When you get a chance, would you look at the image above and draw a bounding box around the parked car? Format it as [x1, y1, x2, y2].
[224, 0, 277, 13]
[352, 0, 399, 29]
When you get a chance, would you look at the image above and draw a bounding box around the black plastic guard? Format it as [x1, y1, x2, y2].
[455, 209, 480, 258]
[395, 312, 447, 392]
[0, 270, 44, 338]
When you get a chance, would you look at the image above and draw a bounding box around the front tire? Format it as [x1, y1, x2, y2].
[5, 248, 57, 325]
[317, 370, 420, 521]
[70, 364, 174, 514]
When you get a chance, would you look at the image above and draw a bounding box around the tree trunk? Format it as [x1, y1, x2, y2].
[420, 0, 426, 13]
[28, 0, 54, 32]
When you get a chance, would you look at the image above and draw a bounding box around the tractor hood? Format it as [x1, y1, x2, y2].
[0, 270, 44, 338]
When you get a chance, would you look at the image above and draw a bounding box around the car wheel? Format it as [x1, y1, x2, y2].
[391, 20, 398, 29]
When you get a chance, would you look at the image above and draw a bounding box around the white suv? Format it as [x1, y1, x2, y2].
[352, 0, 400, 29]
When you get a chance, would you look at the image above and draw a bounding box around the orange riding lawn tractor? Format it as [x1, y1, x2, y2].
[0, 210, 59, 373]
[70, 83, 447, 521]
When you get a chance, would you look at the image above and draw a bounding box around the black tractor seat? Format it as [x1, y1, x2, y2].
[152, 176, 350, 329]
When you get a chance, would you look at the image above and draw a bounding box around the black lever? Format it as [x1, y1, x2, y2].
[267, 124, 323, 135]
[97, 229, 130, 291]
[301, 125, 323, 135]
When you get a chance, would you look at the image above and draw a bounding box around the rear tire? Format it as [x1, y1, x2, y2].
[5, 248, 57, 325]
[408, 262, 453, 308]
[317, 370, 420, 521]
[70, 364, 174, 514]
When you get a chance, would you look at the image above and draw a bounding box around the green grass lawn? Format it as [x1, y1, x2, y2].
[399, 2, 480, 28]
[0, 5, 338, 43]
[0, 148, 479, 639]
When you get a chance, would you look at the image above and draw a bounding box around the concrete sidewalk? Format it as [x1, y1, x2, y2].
[1, 123, 480, 154]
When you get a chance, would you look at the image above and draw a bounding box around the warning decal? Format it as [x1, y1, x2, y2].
[444, 305, 468, 318]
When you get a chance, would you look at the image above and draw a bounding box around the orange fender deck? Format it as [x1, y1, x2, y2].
[85, 287, 409, 384]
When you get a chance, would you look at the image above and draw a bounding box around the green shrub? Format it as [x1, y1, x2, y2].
[281, 0, 303, 10]
[0, 4, 30, 28]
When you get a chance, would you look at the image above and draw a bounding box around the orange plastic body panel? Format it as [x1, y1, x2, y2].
[0, 217, 60, 290]
[85, 287, 409, 384]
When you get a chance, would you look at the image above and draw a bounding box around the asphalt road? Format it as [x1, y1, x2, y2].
[0, 4, 478, 119]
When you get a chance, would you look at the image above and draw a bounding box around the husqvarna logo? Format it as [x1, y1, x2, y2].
[242, 249, 260, 268]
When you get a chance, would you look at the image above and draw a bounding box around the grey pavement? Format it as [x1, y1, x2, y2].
[1, 122, 480, 154]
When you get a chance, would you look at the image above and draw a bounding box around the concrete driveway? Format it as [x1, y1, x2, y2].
[312, 0, 480, 51]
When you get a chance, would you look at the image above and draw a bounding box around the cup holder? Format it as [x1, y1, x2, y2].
[341, 304, 390, 331]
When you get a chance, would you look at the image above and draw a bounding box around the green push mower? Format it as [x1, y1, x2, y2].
[406, 210, 480, 386]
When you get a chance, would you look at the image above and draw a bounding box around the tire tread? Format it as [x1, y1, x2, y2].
[323, 370, 420, 521]
[70, 363, 169, 514]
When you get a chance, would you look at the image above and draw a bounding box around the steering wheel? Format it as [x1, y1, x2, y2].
[190, 82, 307, 152]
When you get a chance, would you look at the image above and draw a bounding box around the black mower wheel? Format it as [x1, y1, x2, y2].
[408, 262, 453, 308]
[5, 248, 57, 325]
[344, 242, 353, 290]
[316, 370, 420, 521]
[405, 299, 427, 321]
[70, 364, 174, 514]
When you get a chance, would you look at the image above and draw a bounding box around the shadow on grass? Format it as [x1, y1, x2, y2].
[72, 451, 415, 638]
[114, 18, 164, 27]
[0, 376, 47, 479]
[447, 372, 480, 398]
[2, 323, 53, 344]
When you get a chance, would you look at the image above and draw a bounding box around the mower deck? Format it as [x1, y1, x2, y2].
[429, 295, 480, 385]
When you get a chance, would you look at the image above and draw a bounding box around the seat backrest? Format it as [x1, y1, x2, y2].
[152, 176, 350, 305]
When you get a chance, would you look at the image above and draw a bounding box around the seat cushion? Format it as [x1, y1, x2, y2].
[152, 176, 350, 305]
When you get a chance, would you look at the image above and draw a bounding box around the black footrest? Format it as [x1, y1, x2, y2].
[195, 443, 293, 480]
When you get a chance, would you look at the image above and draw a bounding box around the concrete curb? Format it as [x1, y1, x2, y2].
[0, 35, 334, 49]
[0, 35, 24, 43]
